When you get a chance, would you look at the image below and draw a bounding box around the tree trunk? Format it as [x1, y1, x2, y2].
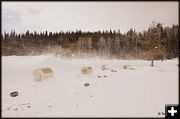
[151, 59, 154, 67]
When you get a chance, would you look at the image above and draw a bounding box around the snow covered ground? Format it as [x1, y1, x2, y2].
[1, 55, 179, 117]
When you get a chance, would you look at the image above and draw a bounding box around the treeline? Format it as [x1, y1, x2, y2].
[1, 22, 179, 60]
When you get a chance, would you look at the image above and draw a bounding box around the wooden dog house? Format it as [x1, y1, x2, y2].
[33, 68, 54, 81]
[81, 66, 93, 75]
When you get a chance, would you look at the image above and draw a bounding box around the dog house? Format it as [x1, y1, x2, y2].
[123, 65, 130, 69]
[123, 64, 135, 70]
[81, 66, 93, 75]
[101, 65, 109, 70]
[33, 68, 54, 81]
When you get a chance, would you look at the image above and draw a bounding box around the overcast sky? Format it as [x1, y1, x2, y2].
[2, 2, 179, 34]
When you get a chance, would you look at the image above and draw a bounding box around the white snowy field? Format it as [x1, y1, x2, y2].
[1, 55, 179, 117]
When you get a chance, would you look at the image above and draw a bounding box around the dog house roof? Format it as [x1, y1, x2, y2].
[41, 68, 53, 73]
